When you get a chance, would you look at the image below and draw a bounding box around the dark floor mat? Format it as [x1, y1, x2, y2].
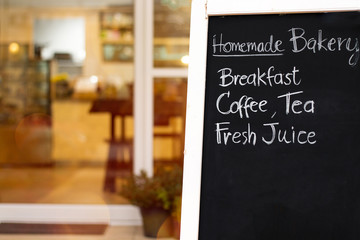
[0, 223, 108, 235]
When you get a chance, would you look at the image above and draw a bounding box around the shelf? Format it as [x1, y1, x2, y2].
[101, 40, 133, 45]
[154, 38, 189, 45]
[100, 8, 134, 62]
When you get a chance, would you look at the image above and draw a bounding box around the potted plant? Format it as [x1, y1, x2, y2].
[121, 166, 183, 238]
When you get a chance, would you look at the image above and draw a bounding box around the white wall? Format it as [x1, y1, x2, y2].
[34, 18, 86, 62]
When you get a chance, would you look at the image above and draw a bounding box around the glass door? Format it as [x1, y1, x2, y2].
[0, 0, 135, 205]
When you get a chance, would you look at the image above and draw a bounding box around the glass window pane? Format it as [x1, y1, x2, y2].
[154, 0, 191, 68]
[153, 77, 187, 170]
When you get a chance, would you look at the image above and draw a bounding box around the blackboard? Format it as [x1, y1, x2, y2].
[199, 12, 360, 240]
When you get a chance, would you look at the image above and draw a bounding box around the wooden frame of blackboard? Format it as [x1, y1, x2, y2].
[180, 0, 359, 239]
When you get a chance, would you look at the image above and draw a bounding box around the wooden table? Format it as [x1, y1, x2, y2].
[90, 98, 133, 192]
[90, 97, 186, 192]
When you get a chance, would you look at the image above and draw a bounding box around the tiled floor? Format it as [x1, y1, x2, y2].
[0, 226, 177, 240]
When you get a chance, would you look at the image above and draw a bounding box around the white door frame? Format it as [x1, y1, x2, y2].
[0, 0, 147, 226]
[0, 0, 148, 226]
[133, 0, 154, 175]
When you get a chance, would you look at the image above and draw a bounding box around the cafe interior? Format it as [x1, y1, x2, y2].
[0, 0, 190, 234]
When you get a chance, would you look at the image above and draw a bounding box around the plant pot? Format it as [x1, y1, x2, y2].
[140, 207, 172, 238]
[172, 217, 181, 239]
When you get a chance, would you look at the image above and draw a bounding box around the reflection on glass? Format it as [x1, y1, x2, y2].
[153, 78, 187, 170]
[154, 0, 191, 67]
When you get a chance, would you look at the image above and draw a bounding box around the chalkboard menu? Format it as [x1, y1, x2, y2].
[199, 12, 360, 240]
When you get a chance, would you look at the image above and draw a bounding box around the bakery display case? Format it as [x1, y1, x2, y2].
[0, 59, 51, 125]
[0, 44, 52, 164]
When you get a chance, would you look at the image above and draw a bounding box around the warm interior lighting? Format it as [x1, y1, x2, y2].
[90, 75, 99, 84]
[8, 42, 20, 54]
[181, 55, 190, 65]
